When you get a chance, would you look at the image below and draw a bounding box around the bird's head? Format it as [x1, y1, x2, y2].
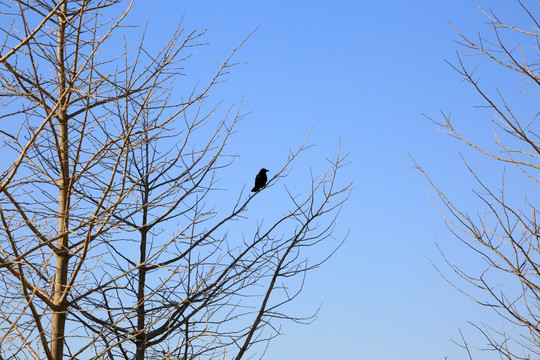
[261, 168, 269, 173]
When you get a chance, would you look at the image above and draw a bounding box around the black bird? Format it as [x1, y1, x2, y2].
[251, 168, 269, 192]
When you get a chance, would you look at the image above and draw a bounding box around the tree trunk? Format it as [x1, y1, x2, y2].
[51, 4, 70, 359]
[136, 169, 150, 360]
[136, 224, 148, 360]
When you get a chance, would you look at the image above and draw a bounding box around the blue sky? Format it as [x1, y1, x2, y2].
[128, 1, 534, 359]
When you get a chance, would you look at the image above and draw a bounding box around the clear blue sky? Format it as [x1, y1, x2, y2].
[127, 1, 532, 359]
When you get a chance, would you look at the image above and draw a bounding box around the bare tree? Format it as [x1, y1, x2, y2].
[417, 1, 540, 359]
[0, 1, 350, 360]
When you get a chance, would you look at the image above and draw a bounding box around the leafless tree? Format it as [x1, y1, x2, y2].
[416, 1, 540, 359]
[0, 1, 351, 360]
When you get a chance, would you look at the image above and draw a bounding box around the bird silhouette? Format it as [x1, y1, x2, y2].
[251, 168, 269, 192]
